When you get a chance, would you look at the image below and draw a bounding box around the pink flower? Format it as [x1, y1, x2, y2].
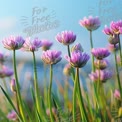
[65, 51, 90, 68]
[55, 31, 76, 45]
[41, 39, 53, 51]
[89, 70, 113, 83]
[2, 36, 25, 50]
[110, 20, 122, 34]
[114, 89, 120, 99]
[22, 37, 42, 52]
[7, 110, 17, 121]
[0, 66, 13, 78]
[41, 50, 62, 65]
[79, 16, 101, 31]
[94, 59, 108, 70]
[91, 48, 110, 60]
[103, 25, 114, 36]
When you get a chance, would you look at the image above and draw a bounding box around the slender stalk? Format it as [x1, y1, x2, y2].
[67, 45, 71, 57]
[90, 31, 95, 72]
[13, 50, 26, 121]
[43, 63, 48, 107]
[76, 68, 88, 121]
[73, 68, 78, 122]
[118, 34, 122, 65]
[48, 64, 54, 122]
[114, 46, 122, 99]
[32, 51, 42, 116]
[64, 77, 69, 109]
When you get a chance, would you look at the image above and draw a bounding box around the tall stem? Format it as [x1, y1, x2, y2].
[13, 50, 26, 121]
[90, 31, 95, 72]
[118, 34, 122, 65]
[73, 68, 78, 122]
[67, 45, 71, 57]
[48, 64, 54, 122]
[114, 46, 122, 99]
[77, 68, 88, 121]
[32, 51, 42, 116]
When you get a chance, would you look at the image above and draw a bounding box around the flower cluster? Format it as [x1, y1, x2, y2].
[89, 48, 112, 83]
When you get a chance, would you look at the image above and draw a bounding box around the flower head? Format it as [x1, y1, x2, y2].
[71, 43, 83, 52]
[94, 59, 108, 70]
[103, 25, 114, 36]
[0, 51, 9, 63]
[110, 20, 122, 34]
[55, 31, 76, 45]
[63, 63, 72, 76]
[2, 36, 25, 50]
[108, 34, 119, 44]
[22, 37, 42, 52]
[41, 39, 53, 51]
[89, 70, 113, 83]
[79, 16, 101, 31]
[114, 89, 120, 100]
[7, 110, 17, 121]
[65, 51, 90, 68]
[91, 48, 110, 60]
[41, 50, 62, 65]
[107, 43, 119, 52]
[0, 66, 13, 78]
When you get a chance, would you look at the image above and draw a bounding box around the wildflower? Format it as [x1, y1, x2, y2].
[10, 79, 16, 92]
[0, 66, 13, 78]
[107, 43, 119, 52]
[2, 36, 25, 50]
[71, 43, 83, 52]
[79, 16, 101, 31]
[63, 63, 72, 76]
[22, 37, 42, 52]
[7, 110, 17, 121]
[110, 20, 122, 34]
[114, 89, 120, 100]
[91, 48, 110, 60]
[89, 70, 113, 83]
[41, 39, 53, 51]
[94, 59, 108, 70]
[108, 34, 119, 45]
[0, 51, 9, 63]
[103, 25, 114, 36]
[41, 50, 62, 65]
[55, 31, 76, 45]
[65, 51, 90, 68]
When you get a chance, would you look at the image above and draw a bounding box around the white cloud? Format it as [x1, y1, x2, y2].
[0, 17, 17, 31]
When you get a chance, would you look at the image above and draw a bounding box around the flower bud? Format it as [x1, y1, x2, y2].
[10, 79, 16, 92]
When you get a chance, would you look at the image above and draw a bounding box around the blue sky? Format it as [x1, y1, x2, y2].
[0, 0, 122, 60]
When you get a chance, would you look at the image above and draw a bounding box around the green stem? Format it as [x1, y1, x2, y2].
[13, 50, 26, 122]
[90, 31, 95, 72]
[44, 63, 48, 107]
[32, 51, 42, 116]
[76, 68, 88, 121]
[48, 64, 54, 122]
[73, 68, 78, 122]
[118, 34, 122, 65]
[64, 77, 69, 109]
[114, 46, 122, 99]
[67, 45, 71, 57]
